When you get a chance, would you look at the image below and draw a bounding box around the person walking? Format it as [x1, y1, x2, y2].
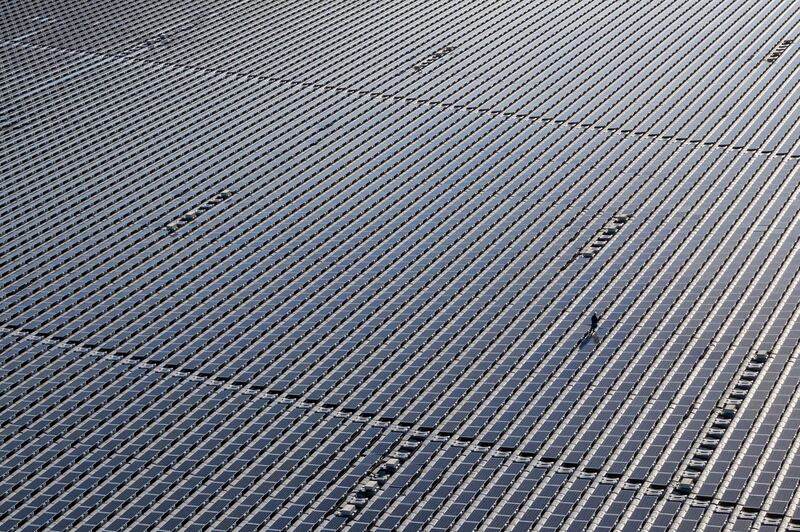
[590, 313, 599, 334]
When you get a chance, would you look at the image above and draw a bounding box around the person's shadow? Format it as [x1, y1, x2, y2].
[578, 331, 599, 347]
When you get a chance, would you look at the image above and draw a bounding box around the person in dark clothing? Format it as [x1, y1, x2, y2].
[578, 313, 600, 347]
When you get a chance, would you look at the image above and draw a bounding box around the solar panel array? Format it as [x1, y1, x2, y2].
[3, 0, 800, 530]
